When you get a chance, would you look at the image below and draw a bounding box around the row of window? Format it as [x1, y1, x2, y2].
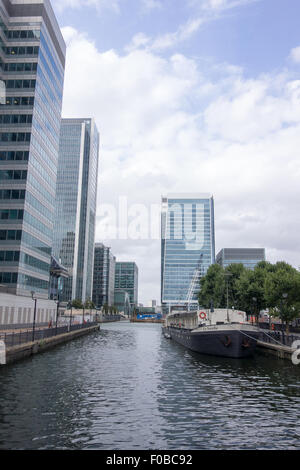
[5, 79, 36, 90]
[0, 189, 25, 200]
[4, 30, 40, 40]
[0, 209, 23, 220]
[0, 272, 18, 284]
[0, 250, 20, 262]
[19, 273, 49, 291]
[3, 46, 39, 56]
[0, 170, 27, 180]
[0, 114, 32, 125]
[0, 132, 31, 142]
[0, 230, 51, 256]
[3, 62, 37, 73]
[2, 97, 34, 107]
[22, 231, 51, 256]
[0, 150, 29, 161]
[0, 229, 21, 241]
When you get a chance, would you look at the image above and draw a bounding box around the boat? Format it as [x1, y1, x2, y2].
[162, 308, 261, 358]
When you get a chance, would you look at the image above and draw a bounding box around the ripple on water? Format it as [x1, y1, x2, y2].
[0, 322, 300, 450]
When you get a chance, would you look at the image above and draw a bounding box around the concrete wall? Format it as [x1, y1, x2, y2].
[0, 292, 57, 326]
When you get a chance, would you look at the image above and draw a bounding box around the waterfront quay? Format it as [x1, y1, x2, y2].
[0, 321, 299, 450]
[0, 322, 100, 365]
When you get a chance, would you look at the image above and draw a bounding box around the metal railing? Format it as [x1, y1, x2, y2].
[0, 321, 98, 348]
[259, 329, 300, 348]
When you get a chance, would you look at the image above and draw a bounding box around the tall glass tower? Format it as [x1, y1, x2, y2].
[161, 193, 215, 312]
[92, 243, 116, 308]
[115, 262, 138, 309]
[0, 0, 65, 298]
[52, 118, 100, 303]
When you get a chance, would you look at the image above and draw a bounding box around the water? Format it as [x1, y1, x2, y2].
[0, 321, 300, 450]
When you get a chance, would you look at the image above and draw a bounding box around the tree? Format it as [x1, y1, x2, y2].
[224, 263, 247, 310]
[84, 299, 95, 310]
[264, 262, 300, 334]
[103, 303, 109, 314]
[72, 299, 83, 309]
[198, 264, 226, 308]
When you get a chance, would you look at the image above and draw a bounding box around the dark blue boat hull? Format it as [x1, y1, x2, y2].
[163, 326, 259, 358]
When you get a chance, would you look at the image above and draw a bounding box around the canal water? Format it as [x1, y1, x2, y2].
[0, 321, 300, 450]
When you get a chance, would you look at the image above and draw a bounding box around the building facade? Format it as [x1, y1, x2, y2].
[114, 290, 131, 317]
[216, 248, 266, 270]
[52, 118, 100, 303]
[114, 262, 138, 309]
[92, 242, 116, 308]
[161, 193, 215, 312]
[0, 0, 65, 298]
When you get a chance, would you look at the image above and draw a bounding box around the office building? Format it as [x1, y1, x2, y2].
[92, 242, 116, 308]
[216, 248, 266, 270]
[0, 0, 65, 298]
[52, 118, 100, 303]
[114, 261, 138, 308]
[161, 193, 215, 312]
[114, 290, 130, 317]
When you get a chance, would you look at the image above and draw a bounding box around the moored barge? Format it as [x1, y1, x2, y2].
[162, 308, 260, 358]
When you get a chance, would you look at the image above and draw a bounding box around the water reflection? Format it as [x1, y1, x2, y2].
[0, 322, 299, 450]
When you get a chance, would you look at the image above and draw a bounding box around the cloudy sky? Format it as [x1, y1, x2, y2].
[51, 0, 300, 305]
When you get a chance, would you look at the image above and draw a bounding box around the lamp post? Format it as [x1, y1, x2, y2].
[252, 297, 257, 325]
[224, 273, 232, 323]
[31, 291, 37, 342]
[55, 294, 59, 336]
[280, 292, 288, 333]
[69, 300, 73, 330]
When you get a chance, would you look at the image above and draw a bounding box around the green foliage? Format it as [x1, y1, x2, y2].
[198, 263, 225, 308]
[84, 299, 95, 309]
[199, 260, 300, 332]
[71, 299, 84, 309]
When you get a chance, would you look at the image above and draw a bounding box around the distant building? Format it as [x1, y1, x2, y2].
[52, 118, 100, 303]
[49, 256, 69, 301]
[114, 290, 131, 317]
[115, 262, 138, 308]
[161, 193, 215, 312]
[216, 248, 266, 270]
[92, 243, 116, 308]
[0, 0, 66, 299]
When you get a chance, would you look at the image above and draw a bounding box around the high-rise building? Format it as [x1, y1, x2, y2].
[92, 242, 116, 308]
[114, 261, 138, 309]
[216, 248, 266, 270]
[52, 118, 100, 303]
[161, 193, 215, 312]
[0, 0, 65, 298]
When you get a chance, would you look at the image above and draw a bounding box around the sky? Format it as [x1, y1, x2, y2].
[51, 0, 300, 305]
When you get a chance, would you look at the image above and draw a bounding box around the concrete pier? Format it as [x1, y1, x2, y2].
[3, 324, 100, 366]
[257, 339, 298, 361]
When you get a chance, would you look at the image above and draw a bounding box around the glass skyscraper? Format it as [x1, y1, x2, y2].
[115, 262, 138, 309]
[0, 0, 65, 298]
[161, 193, 215, 312]
[216, 248, 266, 270]
[92, 242, 116, 308]
[52, 118, 100, 303]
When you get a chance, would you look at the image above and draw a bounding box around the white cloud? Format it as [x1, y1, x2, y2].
[289, 46, 300, 64]
[60, 26, 300, 303]
[52, 0, 121, 14]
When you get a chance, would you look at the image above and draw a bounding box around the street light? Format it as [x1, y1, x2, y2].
[252, 297, 257, 325]
[68, 300, 73, 330]
[55, 294, 60, 336]
[224, 273, 232, 323]
[31, 291, 37, 342]
[280, 293, 288, 330]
